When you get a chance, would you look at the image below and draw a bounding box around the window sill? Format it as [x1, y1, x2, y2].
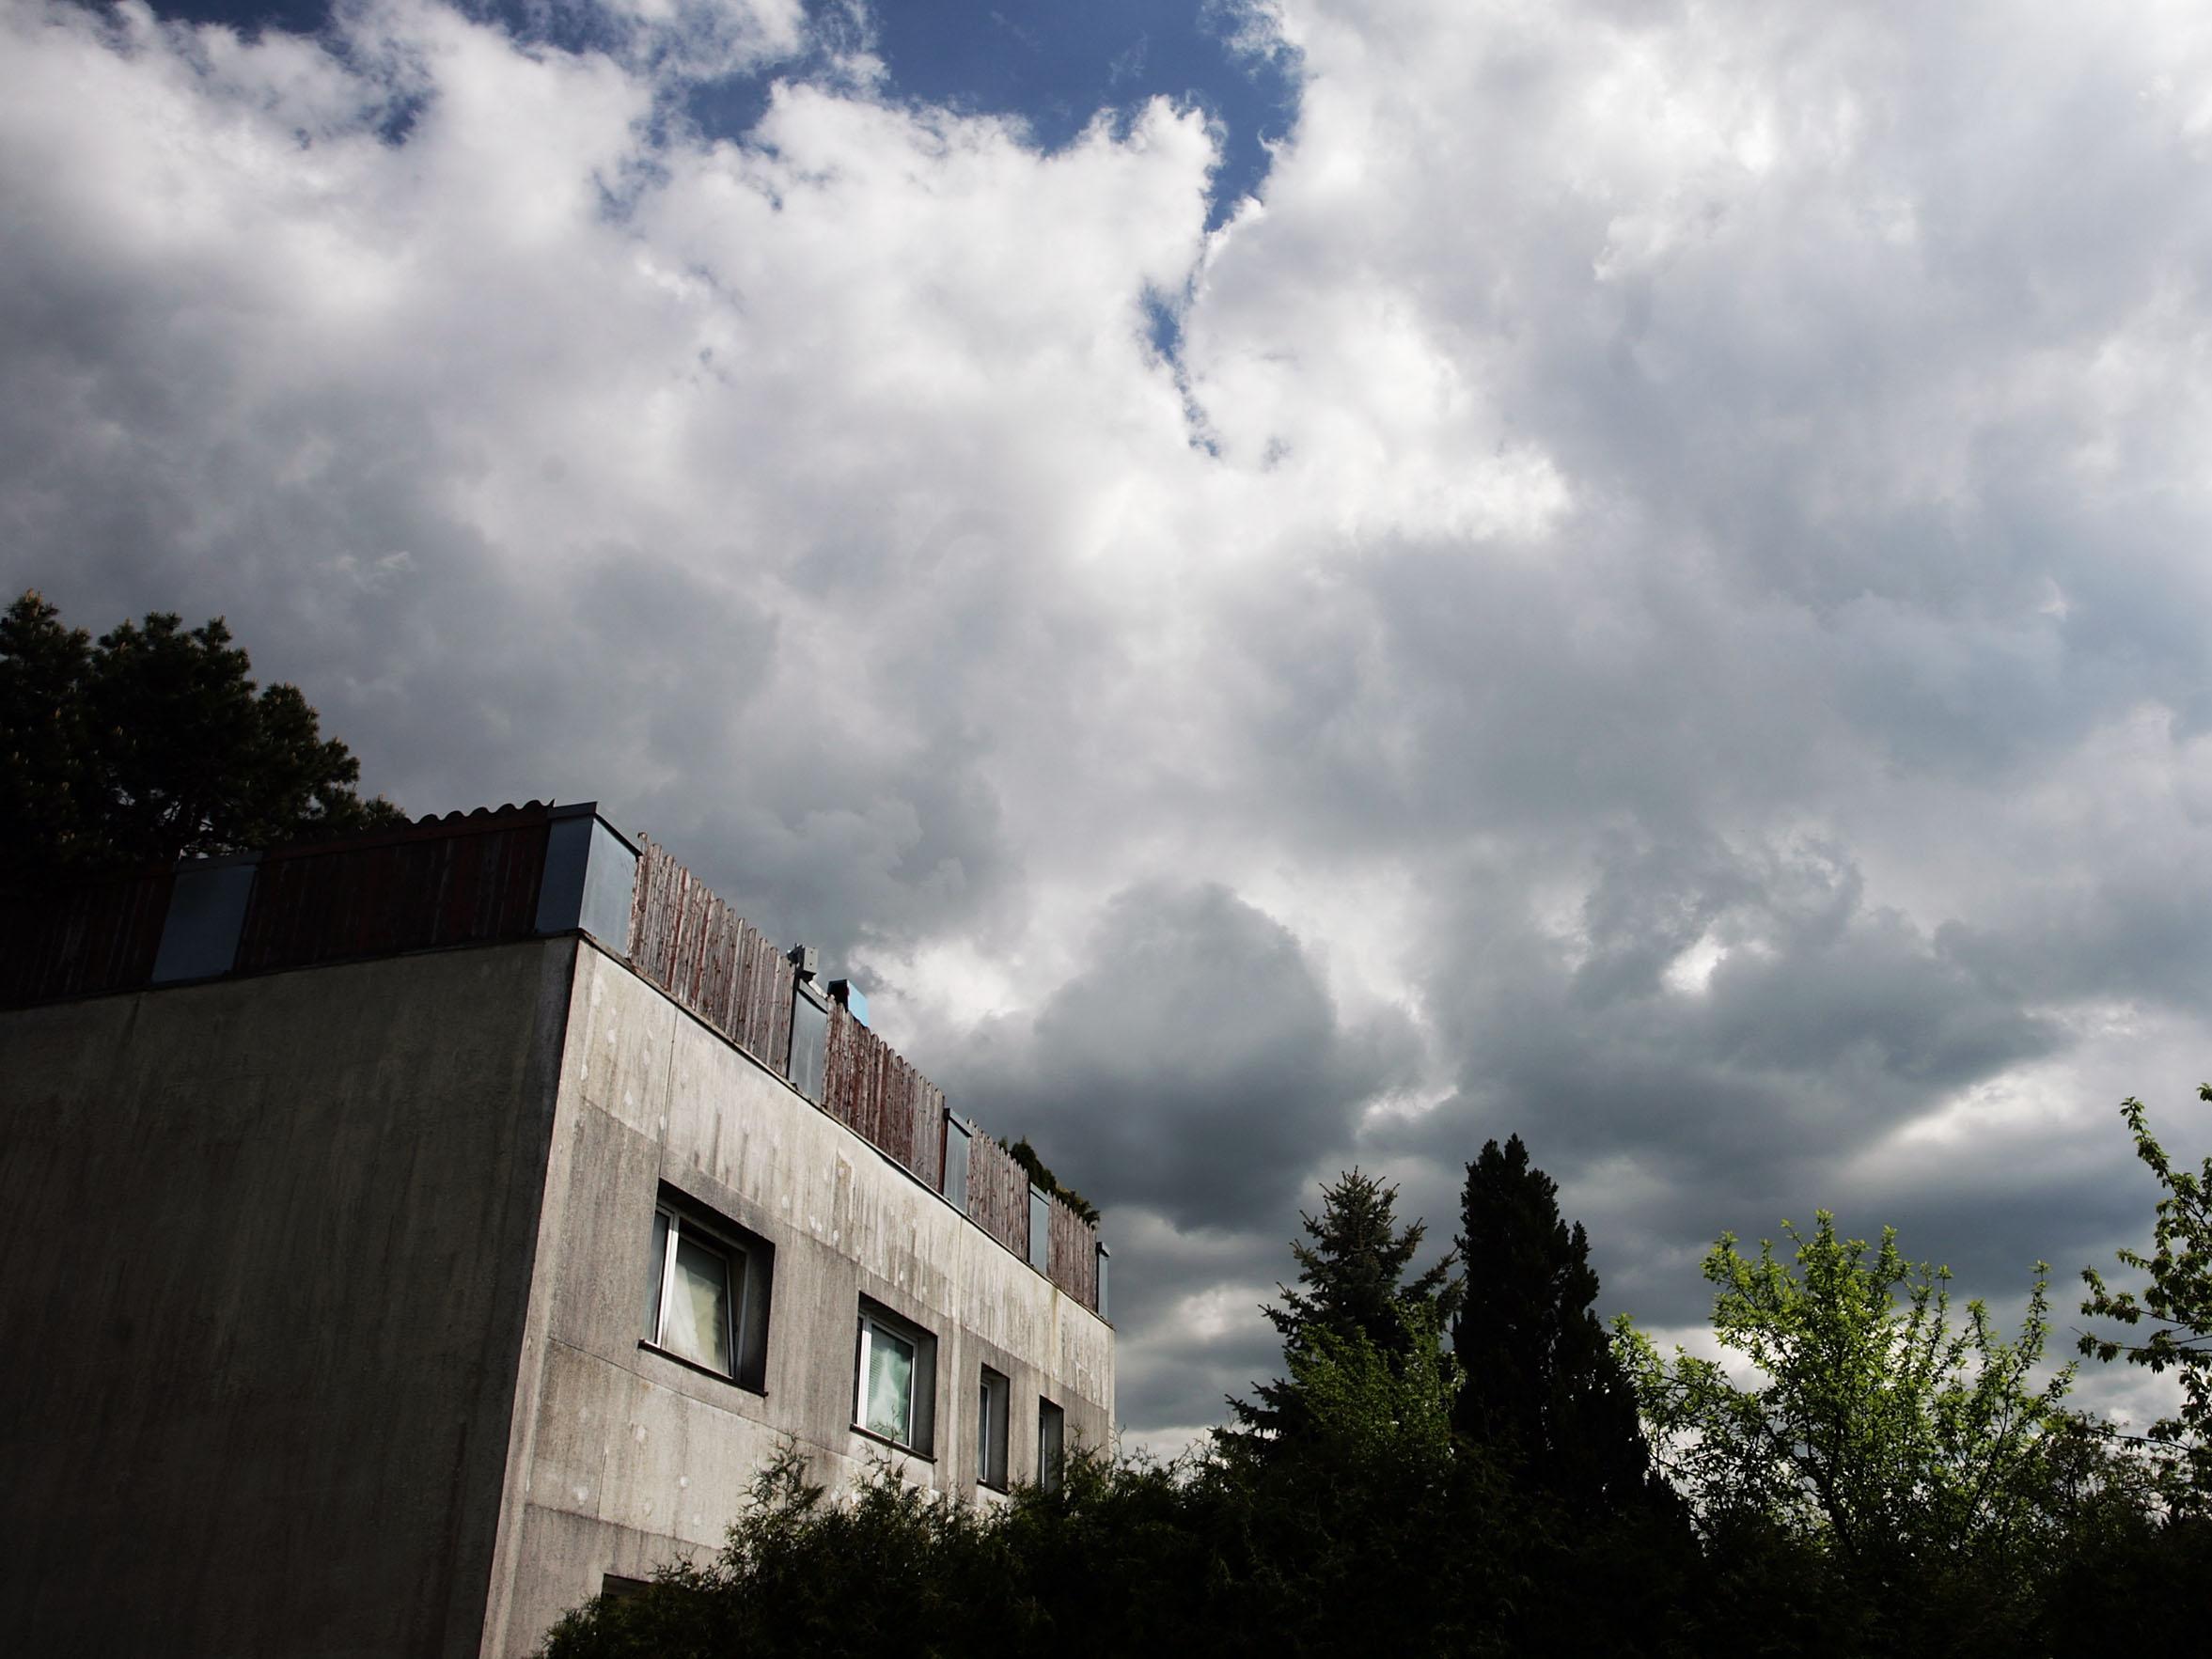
[849, 1422, 935, 1463]
[637, 1339, 765, 1397]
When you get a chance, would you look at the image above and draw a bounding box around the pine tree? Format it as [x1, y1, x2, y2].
[1229, 1168, 1459, 1441]
[1452, 1135, 1670, 1518]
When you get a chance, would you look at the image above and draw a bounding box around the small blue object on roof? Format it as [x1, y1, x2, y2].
[828, 978, 869, 1027]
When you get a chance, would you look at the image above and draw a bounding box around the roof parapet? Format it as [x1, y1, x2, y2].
[0, 804, 1109, 1317]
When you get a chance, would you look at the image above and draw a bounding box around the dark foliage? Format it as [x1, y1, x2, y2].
[2035, 1509, 2212, 1649]
[541, 1127, 2211, 1659]
[1453, 1134, 1677, 1523]
[1678, 1426, 2195, 1658]
[541, 1432, 1558, 1657]
[0, 589, 402, 881]
[541, 1445, 1237, 1658]
[999, 1135, 1101, 1226]
[1450, 1137, 1696, 1647]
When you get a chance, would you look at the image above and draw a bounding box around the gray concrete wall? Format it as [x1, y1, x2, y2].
[481, 942, 1117, 1656]
[0, 940, 578, 1657]
[0, 931, 1116, 1658]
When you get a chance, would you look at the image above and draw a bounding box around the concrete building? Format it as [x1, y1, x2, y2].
[0, 803, 1113, 1656]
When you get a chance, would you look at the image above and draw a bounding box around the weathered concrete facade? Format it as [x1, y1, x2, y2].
[481, 940, 1114, 1653]
[0, 940, 573, 1654]
[0, 848, 1113, 1656]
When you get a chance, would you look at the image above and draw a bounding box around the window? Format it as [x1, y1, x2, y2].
[855, 1300, 936, 1454]
[976, 1367, 1010, 1490]
[648, 1205, 733, 1372]
[1037, 1398, 1065, 1494]
[643, 1190, 772, 1390]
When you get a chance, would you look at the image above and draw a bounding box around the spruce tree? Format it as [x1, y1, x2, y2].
[1230, 1168, 1458, 1440]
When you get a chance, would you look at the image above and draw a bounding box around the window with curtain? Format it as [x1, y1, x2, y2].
[648, 1206, 736, 1374]
[855, 1301, 935, 1453]
[643, 1190, 774, 1389]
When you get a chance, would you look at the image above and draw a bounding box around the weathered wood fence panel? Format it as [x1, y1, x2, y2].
[237, 809, 550, 974]
[1047, 1197, 1099, 1308]
[965, 1131, 1030, 1262]
[625, 837, 1103, 1314]
[823, 1006, 946, 1191]
[0, 866, 173, 1005]
[627, 837, 794, 1072]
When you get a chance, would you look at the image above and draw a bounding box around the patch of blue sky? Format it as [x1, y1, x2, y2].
[135, 0, 1301, 227]
[853, 1, 1300, 226]
[141, 0, 331, 36]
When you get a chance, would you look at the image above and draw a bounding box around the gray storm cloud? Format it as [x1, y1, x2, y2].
[8, 0, 2212, 1444]
[947, 880, 1413, 1232]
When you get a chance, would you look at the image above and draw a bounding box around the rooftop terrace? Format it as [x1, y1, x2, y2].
[0, 801, 1106, 1317]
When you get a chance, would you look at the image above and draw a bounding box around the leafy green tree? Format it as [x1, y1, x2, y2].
[2079, 1088, 2212, 1494]
[1210, 1311, 1547, 1658]
[0, 589, 402, 878]
[1228, 1167, 1458, 1441]
[1453, 1135, 1674, 1519]
[1285, 1312, 1460, 1465]
[1618, 1213, 2092, 1650]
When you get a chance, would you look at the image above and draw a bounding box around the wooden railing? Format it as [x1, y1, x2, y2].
[0, 865, 173, 1005]
[238, 808, 550, 974]
[624, 836, 1105, 1313]
[965, 1130, 1033, 1262]
[626, 837, 795, 1074]
[1047, 1196, 1100, 1307]
[823, 1005, 946, 1192]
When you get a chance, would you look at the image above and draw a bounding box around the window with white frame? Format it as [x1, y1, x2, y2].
[976, 1367, 1010, 1490]
[855, 1300, 936, 1454]
[644, 1190, 772, 1390]
[1037, 1398, 1065, 1494]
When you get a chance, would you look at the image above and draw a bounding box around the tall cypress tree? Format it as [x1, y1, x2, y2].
[1451, 1135, 1671, 1519]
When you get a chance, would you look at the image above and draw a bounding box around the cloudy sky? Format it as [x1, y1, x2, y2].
[8, 0, 2212, 1449]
